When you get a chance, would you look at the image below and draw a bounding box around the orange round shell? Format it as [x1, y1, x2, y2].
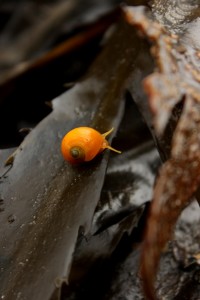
[61, 127, 107, 164]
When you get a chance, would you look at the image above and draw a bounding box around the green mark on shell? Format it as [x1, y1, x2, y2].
[70, 147, 85, 160]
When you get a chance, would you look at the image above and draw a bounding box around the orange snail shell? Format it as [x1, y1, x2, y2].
[61, 127, 121, 164]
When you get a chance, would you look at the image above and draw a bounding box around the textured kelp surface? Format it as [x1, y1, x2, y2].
[125, 2, 200, 299]
[1, 1, 200, 300]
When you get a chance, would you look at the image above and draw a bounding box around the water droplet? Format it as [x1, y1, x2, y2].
[16, 292, 22, 300]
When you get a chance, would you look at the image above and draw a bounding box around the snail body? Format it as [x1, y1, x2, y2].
[61, 127, 121, 164]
